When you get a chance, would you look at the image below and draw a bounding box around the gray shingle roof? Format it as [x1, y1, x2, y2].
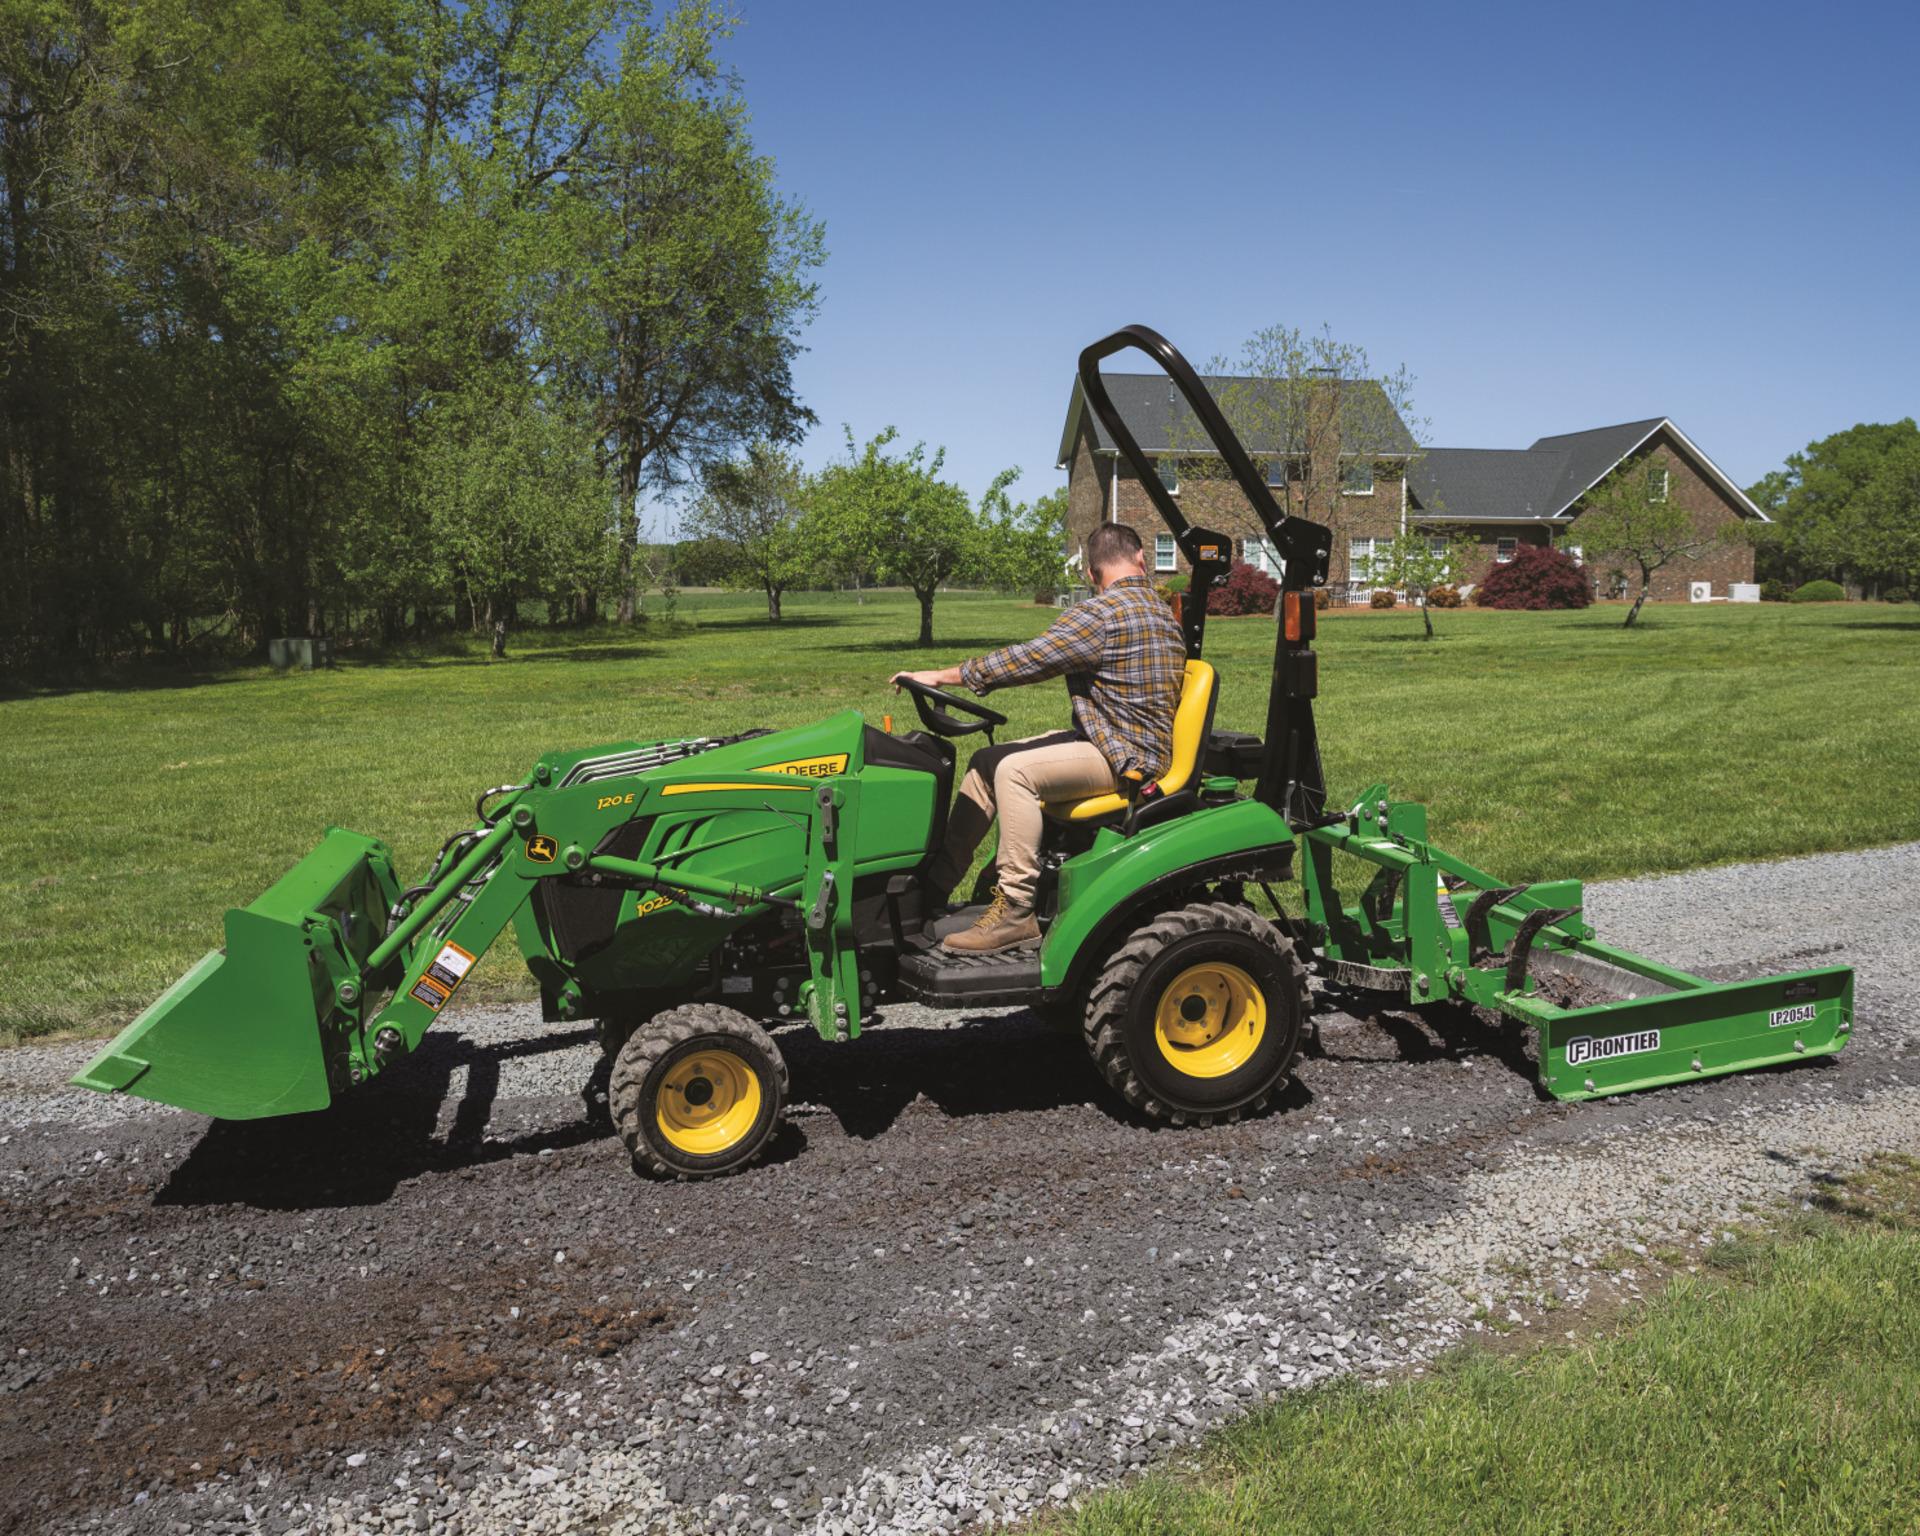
[1059, 373, 1417, 466]
[1409, 418, 1672, 522]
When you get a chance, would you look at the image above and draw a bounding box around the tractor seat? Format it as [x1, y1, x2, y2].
[1045, 659, 1218, 824]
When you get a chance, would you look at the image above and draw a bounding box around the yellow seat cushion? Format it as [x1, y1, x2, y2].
[1047, 659, 1216, 822]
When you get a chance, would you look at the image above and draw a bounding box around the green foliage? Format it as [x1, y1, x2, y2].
[1759, 578, 1792, 602]
[977, 485, 1071, 597]
[1160, 572, 1191, 596]
[1791, 579, 1846, 603]
[683, 444, 815, 620]
[1575, 455, 1720, 627]
[1371, 528, 1464, 636]
[1885, 586, 1912, 604]
[1752, 420, 1920, 592]
[0, 0, 823, 666]
[804, 428, 1020, 645]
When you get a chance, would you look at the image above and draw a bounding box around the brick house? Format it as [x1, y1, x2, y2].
[1056, 377, 1764, 599]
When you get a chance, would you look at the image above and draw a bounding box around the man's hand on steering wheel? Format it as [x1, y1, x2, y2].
[890, 666, 962, 693]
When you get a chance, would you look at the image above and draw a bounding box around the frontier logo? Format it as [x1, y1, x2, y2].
[1565, 1030, 1661, 1067]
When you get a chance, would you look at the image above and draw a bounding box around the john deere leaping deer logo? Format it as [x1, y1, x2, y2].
[526, 835, 558, 864]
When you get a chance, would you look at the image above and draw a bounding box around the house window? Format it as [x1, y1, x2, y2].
[1495, 537, 1518, 563]
[1265, 457, 1287, 488]
[1340, 458, 1374, 496]
[1243, 536, 1283, 575]
[1566, 544, 1584, 565]
[1428, 536, 1449, 558]
[1156, 460, 1179, 495]
[1349, 536, 1376, 581]
[1648, 466, 1669, 503]
[1155, 534, 1177, 572]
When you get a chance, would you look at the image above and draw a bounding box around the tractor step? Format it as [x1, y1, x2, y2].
[895, 935, 1043, 1007]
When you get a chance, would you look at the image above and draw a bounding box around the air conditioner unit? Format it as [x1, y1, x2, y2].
[1689, 581, 1713, 604]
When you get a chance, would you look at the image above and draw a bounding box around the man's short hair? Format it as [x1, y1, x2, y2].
[1086, 522, 1144, 578]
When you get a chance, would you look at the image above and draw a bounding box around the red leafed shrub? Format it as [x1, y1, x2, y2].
[1208, 562, 1281, 616]
[1473, 545, 1592, 609]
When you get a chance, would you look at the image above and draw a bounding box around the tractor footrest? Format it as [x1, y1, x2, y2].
[896, 938, 1042, 1008]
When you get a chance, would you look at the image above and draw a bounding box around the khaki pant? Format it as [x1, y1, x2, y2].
[928, 731, 1116, 909]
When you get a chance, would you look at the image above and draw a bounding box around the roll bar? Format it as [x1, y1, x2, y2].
[1075, 324, 1330, 824]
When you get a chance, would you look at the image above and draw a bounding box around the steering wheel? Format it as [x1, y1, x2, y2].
[892, 675, 1008, 739]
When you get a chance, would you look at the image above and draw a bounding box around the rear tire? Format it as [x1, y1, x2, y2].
[609, 1004, 787, 1180]
[1084, 901, 1309, 1126]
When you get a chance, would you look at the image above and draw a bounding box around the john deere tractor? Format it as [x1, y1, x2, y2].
[76, 327, 1854, 1178]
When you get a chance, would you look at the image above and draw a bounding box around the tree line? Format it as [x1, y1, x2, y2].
[1747, 420, 1920, 599]
[1, 0, 823, 669]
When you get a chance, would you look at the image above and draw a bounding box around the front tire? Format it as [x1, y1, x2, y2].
[1084, 901, 1309, 1125]
[609, 1004, 788, 1179]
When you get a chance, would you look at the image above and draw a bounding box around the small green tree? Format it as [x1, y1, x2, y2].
[1576, 459, 1721, 628]
[976, 482, 1069, 599]
[807, 428, 1011, 646]
[684, 443, 815, 621]
[1371, 528, 1465, 639]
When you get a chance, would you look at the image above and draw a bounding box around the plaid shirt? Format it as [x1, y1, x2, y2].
[960, 576, 1186, 781]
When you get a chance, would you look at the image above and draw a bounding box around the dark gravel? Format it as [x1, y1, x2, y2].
[2, 842, 1915, 1535]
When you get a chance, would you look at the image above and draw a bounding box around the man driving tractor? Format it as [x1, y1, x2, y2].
[891, 522, 1186, 954]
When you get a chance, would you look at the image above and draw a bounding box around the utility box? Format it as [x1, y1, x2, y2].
[1730, 583, 1760, 603]
[269, 637, 332, 671]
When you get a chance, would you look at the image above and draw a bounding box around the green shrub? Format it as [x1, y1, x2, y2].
[1759, 579, 1792, 602]
[1162, 571, 1190, 595]
[1369, 588, 1396, 609]
[1884, 586, 1912, 604]
[1790, 579, 1846, 603]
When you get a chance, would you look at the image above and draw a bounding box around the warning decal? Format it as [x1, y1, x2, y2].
[410, 976, 451, 1011]
[426, 941, 478, 993]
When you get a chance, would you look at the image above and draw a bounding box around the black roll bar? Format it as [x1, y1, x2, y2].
[1075, 324, 1331, 824]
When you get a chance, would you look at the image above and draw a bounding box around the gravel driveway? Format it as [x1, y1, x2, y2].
[4, 843, 1916, 1536]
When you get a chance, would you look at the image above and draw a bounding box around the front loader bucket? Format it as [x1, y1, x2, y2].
[72, 829, 400, 1120]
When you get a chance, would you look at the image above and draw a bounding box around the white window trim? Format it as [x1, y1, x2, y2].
[1340, 457, 1375, 497]
[1349, 535, 1376, 581]
[1157, 460, 1179, 496]
[1154, 534, 1177, 573]
[1495, 537, 1518, 564]
[1648, 466, 1670, 503]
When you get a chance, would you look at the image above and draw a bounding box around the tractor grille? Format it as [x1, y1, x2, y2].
[558, 730, 772, 787]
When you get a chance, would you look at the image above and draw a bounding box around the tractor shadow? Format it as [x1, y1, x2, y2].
[1307, 985, 1544, 1088]
[777, 1008, 1315, 1141]
[155, 1026, 614, 1210]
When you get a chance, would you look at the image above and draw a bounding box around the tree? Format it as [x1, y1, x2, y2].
[1371, 528, 1466, 638]
[1747, 420, 1920, 596]
[806, 428, 1009, 647]
[1168, 324, 1425, 583]
[1575, 459, 1721, 627]
[545, 6, 825, 625]
[975, 483, 1069, 599]
[684, 442, 814, 620]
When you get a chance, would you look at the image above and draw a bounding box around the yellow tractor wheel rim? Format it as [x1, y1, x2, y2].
[655, 1047, 763, 1156]
[1153, 961, 1267, 1079]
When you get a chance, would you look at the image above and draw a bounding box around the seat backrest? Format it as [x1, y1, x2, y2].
[1156, 659, 1217, 795]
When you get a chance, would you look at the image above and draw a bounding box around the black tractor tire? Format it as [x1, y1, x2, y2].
[1084, 900, 1310, 1126]
[609, 1004, 788, 1180]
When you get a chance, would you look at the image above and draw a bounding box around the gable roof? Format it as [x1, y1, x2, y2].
[1409, 418, 1769, 523]
[1056, 372, 1418, 468]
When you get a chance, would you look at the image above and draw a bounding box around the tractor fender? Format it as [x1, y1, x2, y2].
[1040, 799, 1296, 1000]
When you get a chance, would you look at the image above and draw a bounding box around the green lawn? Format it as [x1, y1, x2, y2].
[2, 593, 1916, 1039]
[1044, 1156, 1920, 1536]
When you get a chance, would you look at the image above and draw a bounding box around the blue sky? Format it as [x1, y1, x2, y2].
[711, 0, 1918, 508]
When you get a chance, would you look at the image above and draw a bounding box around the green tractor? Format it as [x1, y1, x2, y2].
[75, 327, 1855, 1178]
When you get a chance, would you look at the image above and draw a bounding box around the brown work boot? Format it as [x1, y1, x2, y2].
[941, 887, 1039, 953]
